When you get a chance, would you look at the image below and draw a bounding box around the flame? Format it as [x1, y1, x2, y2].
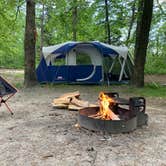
[97, 92, 120, 120]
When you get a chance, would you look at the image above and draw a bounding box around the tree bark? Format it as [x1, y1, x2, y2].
[131, 0, 153, 87]
[104, 0, 111, 44]
[72, 0, 77, 41]
[24, 0, 37, 87]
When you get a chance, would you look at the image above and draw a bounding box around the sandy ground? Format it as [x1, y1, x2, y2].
[0, 70, 166, 166]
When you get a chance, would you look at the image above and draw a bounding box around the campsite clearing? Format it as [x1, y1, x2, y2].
[0, 70, 166, 165]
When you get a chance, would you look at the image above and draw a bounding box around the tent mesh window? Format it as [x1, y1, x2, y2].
[52, 58, 65, 66]
[76, 53, 92, 65]
[103, 57, 131, 81]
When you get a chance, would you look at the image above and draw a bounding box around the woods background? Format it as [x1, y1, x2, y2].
[0, 0, 165, 74]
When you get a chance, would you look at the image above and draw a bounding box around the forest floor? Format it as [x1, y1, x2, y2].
[0, 69, 166, 166]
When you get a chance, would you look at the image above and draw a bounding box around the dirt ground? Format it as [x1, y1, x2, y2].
[0, 70, 166, 166]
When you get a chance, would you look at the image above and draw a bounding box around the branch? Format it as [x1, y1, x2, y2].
[156, 0, 166, 16]
[14, 0, 25, 22]
[126, 0, 136, 45]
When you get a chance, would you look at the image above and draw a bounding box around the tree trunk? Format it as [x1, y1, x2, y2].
[131, 0, 153, 87]
[104, 0, 111, 44]
[72, 0, 77, 41]
[24, 0, 37, 87]
[40, 3, 45, 59]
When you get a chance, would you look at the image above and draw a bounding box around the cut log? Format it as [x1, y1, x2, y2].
[68, 104, 83, 110]
[68, 103, 98, 111]
[53, 97, 71, 105]
[60, 91, 80, 99]
[52, 103, 68, 109]
[88, 114, 103, 119]
[70, 97, 89, 107]
[52, 91, 98, 110]
[89, 104, 99, 107]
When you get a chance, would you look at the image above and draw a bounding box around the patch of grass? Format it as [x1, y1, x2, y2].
[1, 69, 166, 98]
[81, 83, 166, 98]
[122, 83, 166, 97]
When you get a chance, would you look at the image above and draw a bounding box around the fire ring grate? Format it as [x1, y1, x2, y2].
[78, 93, 148, 134]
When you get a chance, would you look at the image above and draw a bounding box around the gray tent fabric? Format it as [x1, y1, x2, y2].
[36, 41, 133, 84]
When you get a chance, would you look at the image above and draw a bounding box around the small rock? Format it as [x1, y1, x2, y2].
[86, 147, 94, 152]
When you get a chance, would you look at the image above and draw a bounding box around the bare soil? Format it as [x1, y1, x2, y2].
[0, 70, 166, 166]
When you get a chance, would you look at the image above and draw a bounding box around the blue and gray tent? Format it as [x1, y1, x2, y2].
[36, 41, 133, 84]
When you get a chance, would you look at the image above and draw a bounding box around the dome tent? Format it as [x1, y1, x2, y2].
[36, 41, 133, 84]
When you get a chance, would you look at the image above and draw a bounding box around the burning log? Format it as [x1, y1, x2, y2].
[88, 92, 120, 120]
[98, 92, 120, 120]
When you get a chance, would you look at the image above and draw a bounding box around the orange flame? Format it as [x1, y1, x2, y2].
[98, 92, 120, 120]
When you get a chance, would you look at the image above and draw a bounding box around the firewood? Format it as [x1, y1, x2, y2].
[68, 103, 98, 111]
[53, 97, 71, 105]
[88, 114, 103, 119]
[52, 103, 68, 109]
[70, 97, 89, 107]
[59, 91, 80, 99]
[88, 110, 120, 120]
[89, 104, 99, 107]
[68, 104, 83, 110]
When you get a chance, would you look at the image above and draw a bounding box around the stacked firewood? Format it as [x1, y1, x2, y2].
[52, 91, 98, 110]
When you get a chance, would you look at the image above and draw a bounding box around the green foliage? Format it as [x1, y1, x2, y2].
[145, 54, 166, 74]
[0, 0, 24, 68]
[0, 0, 165, 76]
[76, 53, 91, 65]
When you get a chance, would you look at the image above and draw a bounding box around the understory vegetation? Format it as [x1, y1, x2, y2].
[0, 0, 165, 74]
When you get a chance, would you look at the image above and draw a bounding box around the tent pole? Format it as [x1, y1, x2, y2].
[119, 58, 126, 81]
[118, 58, 128, 78]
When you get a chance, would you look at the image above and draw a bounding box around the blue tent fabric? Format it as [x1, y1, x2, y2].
[50, 42, 118, 58]
[36, 57, 50, 83]
[36, 41, 127, 84]
[51, 42, 77, 59]
[92, 42, 118, 57]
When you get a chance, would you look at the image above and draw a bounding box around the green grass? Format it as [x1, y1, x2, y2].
[1, 70, 166, 98]
[39, 83, 166, 98]
[1, 52, 166, 98]
[120, 84, 166, 97]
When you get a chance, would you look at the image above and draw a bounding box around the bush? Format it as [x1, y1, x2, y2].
[145, 54, 166, 74]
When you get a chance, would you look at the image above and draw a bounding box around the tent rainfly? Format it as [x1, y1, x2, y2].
[36, 41, 133, 84]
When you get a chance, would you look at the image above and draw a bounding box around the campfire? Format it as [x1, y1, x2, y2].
[78, 92, 148, 133]
[89, 92, 120, 120]
[52, 91, 148, 133]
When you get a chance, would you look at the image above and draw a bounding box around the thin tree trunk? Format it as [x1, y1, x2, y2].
[156, 35, 159, 56]
[40, 3, 45, 59]
[72, 0, 77, 41]
[105, 0, 111, 44]
[24, 0, 37, 87]
[126, 0, 136, 45]
[131, 0, 153, 87]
